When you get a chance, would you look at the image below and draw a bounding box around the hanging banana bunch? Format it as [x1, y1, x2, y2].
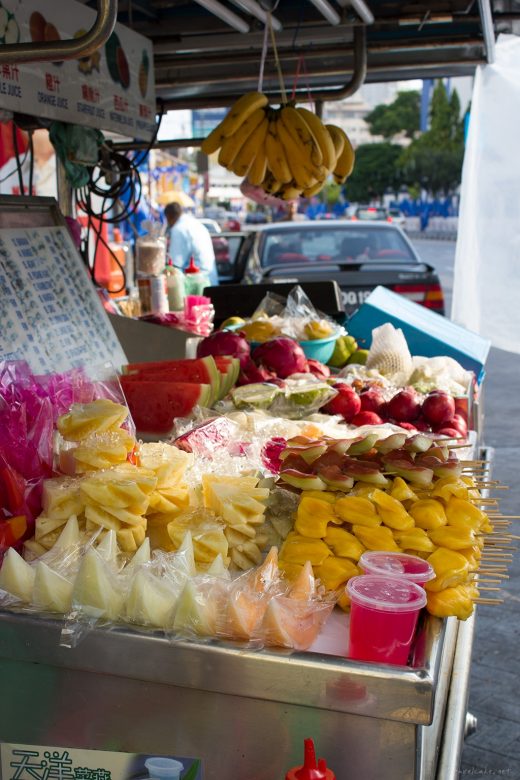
[201, 91, 356, 201]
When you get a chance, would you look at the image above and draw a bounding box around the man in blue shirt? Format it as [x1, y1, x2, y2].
[164, 203, 218, 285]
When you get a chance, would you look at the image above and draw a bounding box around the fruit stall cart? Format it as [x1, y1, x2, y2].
[0, 192, 490, 780]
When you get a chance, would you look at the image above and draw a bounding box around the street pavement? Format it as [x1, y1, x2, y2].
[412, 238, 520, 778]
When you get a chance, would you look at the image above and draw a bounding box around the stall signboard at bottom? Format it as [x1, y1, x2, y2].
[0, 744, 202, 780]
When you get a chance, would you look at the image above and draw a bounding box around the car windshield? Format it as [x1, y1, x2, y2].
[356, 207, 387, 220]
[259, 227, 416, 267]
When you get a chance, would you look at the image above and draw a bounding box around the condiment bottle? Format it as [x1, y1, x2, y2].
[285, 739, 335, 780]
[165, 260, 185, 311]
[183, 256, 209, 296]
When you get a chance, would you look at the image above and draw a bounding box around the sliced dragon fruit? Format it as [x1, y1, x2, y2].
[279, 470, 327, 491]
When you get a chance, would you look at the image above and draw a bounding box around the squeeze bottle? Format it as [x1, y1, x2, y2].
[285, 738, 336, 780]
[183, 256, 209, 296]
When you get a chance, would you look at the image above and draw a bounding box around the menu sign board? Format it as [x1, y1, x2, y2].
[0, 0, 156, 140]
[0, 225, 126, 372]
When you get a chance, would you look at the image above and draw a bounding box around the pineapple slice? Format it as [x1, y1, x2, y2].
[23, 539, 47, 561]
[57, 399, 128, 441]
[230, 542, 263, 571]
[35, 514, 68, 542]
[147, 485, 190, 515]
[166, 508, 228, 564]
[117, 522, 147, 552]
[202, 475, 268, 529]
[80, 464, 156, 509]
[84, 504, 121, 532]
[0, 548, 35, 601]
[139, 442, 193, 488]
[73, 429, 135, 473]
[42, 478, 83, 521]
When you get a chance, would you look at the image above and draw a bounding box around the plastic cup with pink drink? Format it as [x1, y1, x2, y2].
[346, 575, 427, 665]
[359, 551, 435, 587]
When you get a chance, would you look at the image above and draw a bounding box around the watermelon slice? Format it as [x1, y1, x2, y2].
[123, 357, 221, 401]
[120, 378, 211, 435]
[213, 356, 240, 397]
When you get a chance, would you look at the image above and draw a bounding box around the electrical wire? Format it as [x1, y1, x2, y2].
[0, 147, 29, 185]
[74, 100, 165, 293]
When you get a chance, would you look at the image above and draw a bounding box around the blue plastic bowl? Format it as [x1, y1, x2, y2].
[224, 324, 338, 364]
[298, 333, 338, 363]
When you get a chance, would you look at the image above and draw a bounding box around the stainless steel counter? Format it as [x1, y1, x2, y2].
[0, 608, 471, 780]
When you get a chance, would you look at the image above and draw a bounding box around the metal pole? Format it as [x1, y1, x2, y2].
[477, 0, 496, 63]
[0, 0, 117, 64]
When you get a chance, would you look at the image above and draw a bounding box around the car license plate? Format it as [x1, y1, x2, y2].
[341, 289, 371, 310]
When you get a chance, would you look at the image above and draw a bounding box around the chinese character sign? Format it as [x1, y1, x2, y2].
[0, 0, 155, 140]
[0, 226, 126, 372]
[1, 746, 202, 780]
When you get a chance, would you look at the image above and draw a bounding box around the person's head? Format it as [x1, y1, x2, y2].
[164, 202, 183, 226]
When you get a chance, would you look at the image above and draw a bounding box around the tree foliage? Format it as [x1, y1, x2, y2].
[365, 90, 420, 139]
[344, 143, 402, 202]
[398, 81, 465, 195]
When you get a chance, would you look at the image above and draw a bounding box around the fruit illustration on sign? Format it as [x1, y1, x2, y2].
[0, 3, 20, 44]
[139, 49, 149, 98]
[29, 10, 46, 41]
[75, 29, 101, 74]
[105, 31, 131, 90]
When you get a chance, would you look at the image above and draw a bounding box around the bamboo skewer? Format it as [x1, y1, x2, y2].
[478, 587, 502, 592]
[474, 598, 504, 604]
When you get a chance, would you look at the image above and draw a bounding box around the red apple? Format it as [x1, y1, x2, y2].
[351, 411, 383, 426]
[323, 384, 361, 422]
[386, 389, 421, 422]
[421, 391, 456, 426]
[436, 427, 465, 440]
[440, 414, 468, 437]
[359, 388, 385, 414]
[414, 417, 432, 432]
[398, 422, 417, 431]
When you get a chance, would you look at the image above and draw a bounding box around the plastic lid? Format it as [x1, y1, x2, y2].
[346, 575, 427, 613]
[144, 758, 184, 778]
[359, 552, 435, 584]
[185, 256, 200, 274]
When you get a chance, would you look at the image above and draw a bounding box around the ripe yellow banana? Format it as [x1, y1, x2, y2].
[276, 119, 323, 189]
[262, 171, 283, 194]
[303, 180, 326, 198]
[218, 107, 266, 169]
[280, 105, 323, 167]
[333, 129, 355, 183]
[265, 120, 293, 184]
[280, 184, 303, 201]
[232, 116, 269, 178]
[248, 142, 268, 186]
[325, 124, 345, 163]
[201, 91, 268, 154]
[297, 107, 336, 172]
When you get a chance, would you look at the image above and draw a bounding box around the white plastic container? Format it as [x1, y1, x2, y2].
[166, 264, 185, 311]
[138, 275, 169, 315]
[144, 757, 184, 780]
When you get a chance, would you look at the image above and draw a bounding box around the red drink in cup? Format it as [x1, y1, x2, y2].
[359, 552, 435, 587]
[346, 575, 427, 665]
